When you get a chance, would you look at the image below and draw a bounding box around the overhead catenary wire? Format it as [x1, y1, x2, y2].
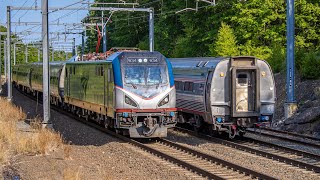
[18, 1, 36, 21]
[11, 0, 31, 19]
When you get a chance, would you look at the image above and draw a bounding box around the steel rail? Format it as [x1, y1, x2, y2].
[241, 136, 320, 161]
[247, 129, 320, 149]
[174, 127, 320, 174]
[15, 87, 275, 180]
[255, 127, 320, 141]
[158, 139, 276, 180]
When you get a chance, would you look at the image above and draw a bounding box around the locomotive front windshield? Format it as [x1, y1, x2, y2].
[124, 66, 168, 85]
[123, 64, 169, 98]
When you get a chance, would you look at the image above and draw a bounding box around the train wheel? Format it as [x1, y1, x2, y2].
[115, 129, 122, 135]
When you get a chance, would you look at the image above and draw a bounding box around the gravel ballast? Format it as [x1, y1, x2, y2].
[4, 88, 192, 180]
[167, 130, 320, 180]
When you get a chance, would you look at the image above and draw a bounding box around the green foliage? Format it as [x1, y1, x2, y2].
[210, 22, 239, 57]
[81, 0, 320, 79]
[239, 40, 272, 60]
[267, 43, 286, 73]
[300, 51, 320, 79]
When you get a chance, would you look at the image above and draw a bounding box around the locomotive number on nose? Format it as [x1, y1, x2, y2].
[127, 58, 159, 63]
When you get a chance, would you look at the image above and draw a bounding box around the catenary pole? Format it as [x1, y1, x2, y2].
[38, 48, 41, 62]
[81, 31, 84, 59]
[13, 43, 16, 65]
[7, 6, 12, 101]
[0, 35, 2, 94]
[149, 8, 154, 52]
[4, 40, 6, 79]
[25, 45, 28, 63]
[102, 11, 107, 53]
[52, 47, 54, 61]
[42, 0, 51, 127]
[72, 38, 76, 56]
[284, 0, 297, 118]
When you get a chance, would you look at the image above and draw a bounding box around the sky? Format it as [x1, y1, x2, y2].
[0, 0, 93, 51]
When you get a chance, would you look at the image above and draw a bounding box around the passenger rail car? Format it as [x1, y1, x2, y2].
[13, 51, 177, 138]
[169, 56, 275, 138]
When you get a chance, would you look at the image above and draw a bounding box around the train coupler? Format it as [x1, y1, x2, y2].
[227, 125, 237, 139]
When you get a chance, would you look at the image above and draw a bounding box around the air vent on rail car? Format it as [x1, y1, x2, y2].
[196, 61, 203, 67]
[230, 56, 257, 67]
[202, 61, 209, 67]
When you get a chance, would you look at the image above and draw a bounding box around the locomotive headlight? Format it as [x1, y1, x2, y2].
[125, 95, 137, 107]
[158, 95, 169, 107]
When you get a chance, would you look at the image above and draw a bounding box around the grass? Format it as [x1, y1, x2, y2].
[0, 97, 63, 165]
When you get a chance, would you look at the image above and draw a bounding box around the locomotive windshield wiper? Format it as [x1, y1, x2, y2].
[128, 83, 137, 89]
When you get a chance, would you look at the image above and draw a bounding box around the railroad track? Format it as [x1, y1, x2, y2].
[173, 127, 320, 175]
[256, 127, 320, 141]
[16, 88, 275, 180]
[247, 128, 320, 149]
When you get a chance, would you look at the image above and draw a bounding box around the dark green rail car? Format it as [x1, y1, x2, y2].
[64, 61, 114, 118]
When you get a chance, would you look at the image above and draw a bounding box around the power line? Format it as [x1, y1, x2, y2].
[11, 0, 31, 19]
[18, 1, 36, 21]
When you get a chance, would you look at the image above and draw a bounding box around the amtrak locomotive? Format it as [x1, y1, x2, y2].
[169, 56, 275, 138]
[13, 51, 177, 138]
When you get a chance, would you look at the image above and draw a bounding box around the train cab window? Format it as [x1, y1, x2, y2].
[237, 74, 248, 85]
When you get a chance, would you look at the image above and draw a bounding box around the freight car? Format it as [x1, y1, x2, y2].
[169, 56, 275, 138]
[13, 51, 177, 138]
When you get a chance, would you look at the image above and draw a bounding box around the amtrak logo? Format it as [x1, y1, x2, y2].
[80, 76, 89, 97]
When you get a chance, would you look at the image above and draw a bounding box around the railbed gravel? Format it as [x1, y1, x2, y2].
[6, 88, 193, 180]
[245, 131, 320, 156]
[167, 129, 320, 180]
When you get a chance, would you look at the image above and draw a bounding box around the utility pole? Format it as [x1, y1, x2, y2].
[42, 0, 51, 127]
[284, 0, 297, 119]
[7, 6, 12, 101]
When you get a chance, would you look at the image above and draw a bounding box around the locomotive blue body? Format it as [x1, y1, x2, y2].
[13, 51, 177, 138]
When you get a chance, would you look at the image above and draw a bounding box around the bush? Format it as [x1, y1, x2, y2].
[267, 43, 285, 73]
[300, 51, 320, 79]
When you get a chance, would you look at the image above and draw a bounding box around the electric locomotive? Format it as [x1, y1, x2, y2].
[13, 51, 177, 138]
[169, 56, 275, 138]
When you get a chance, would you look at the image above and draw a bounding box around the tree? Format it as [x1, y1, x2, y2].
[210, 22, 239, 57]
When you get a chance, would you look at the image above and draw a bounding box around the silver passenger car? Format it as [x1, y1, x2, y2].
[169, 56, 275, 138]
